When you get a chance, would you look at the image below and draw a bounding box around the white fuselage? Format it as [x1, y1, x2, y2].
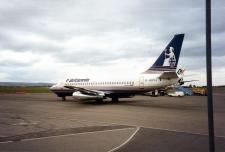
[51, 73, 179, 95]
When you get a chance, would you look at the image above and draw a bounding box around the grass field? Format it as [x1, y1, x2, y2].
[0, 86, 51, 93]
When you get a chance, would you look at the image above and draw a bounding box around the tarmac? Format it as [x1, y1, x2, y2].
[0, 89, 225, 152]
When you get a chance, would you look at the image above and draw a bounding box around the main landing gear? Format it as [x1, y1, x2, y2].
[112, 96, 119, 103]
[96, 99, 103, 103]
[61, 96, 66, 101]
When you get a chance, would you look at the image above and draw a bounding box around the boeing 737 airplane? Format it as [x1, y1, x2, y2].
[50, 34, 185, 102]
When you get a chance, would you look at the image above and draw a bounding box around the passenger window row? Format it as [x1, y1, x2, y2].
[66, 81, 134, 86]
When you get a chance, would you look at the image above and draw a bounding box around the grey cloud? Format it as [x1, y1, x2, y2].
[53, 47, 150, 66]
[0, 0, 224, 83]
[212, 9, 225, 34]
[0, 60, 33, 67]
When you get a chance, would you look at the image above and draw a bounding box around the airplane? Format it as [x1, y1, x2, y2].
[50, 34, 185, 102]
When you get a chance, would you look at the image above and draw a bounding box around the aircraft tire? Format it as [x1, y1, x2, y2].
[62, 96, 66, 101]
[96, 99, 103, 103]
[112, 97, 119, 103]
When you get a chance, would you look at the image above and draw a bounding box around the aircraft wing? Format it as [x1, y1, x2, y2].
[158, 72, 178, 79]
[64, 86, 103, 96]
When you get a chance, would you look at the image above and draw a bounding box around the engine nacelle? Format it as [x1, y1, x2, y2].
[72, 91, 104, 100]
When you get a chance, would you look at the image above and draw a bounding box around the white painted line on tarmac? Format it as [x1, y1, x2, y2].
[141, 126, 225, 139]
[61, 118, 225, 139]
[0, 127, 135, 144]
[107, 126, 140, 152]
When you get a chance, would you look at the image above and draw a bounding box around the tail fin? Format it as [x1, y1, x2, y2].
[144, 34, 184, 73]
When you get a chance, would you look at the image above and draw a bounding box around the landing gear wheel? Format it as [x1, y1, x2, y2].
[96, 99, 103, 103]
[62, 96, 66, 101]
[112, 97, 119, 103]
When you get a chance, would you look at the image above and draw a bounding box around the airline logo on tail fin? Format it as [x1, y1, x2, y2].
[163, 46, 176, 67]
[144, 34, 185, 73]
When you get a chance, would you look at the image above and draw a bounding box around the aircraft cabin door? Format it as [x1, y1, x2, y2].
[139, 77, 144, 89]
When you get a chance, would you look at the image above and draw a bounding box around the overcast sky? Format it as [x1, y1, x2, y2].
[0, 0, 224, 86]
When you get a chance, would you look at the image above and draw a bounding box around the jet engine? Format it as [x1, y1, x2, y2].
[72, 91, 105, 100]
